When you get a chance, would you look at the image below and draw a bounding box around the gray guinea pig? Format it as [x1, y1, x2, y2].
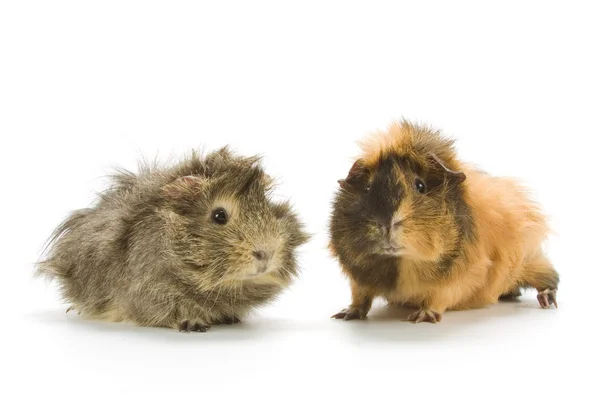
[37, 147, 309, 332]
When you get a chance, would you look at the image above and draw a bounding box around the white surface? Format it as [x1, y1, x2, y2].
[1, 1, 598, 399]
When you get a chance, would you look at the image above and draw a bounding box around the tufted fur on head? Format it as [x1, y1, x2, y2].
[37, 147, 309, 331]
[330, 120, 559, 323]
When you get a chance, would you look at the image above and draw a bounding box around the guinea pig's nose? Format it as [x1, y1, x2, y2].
[252, 250, 268, 261]
[377, 223, 389, 236]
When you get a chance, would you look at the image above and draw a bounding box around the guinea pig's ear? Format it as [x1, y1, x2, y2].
[338, 159, 370, 190]
[163, 175, 207, 201]
[428, 152, 466, 184]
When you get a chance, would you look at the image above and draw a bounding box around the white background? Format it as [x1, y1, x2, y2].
[1, 1, 598, 399]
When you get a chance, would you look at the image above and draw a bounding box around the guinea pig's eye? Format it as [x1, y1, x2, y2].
[211, 208, 228, 225]
[414, 178, 426, 194]
[364, 185, 371, 193]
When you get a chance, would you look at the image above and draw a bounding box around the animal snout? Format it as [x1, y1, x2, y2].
[375, 219, 403, 252]
[253, 249, 275, 274]
[252, 250, 268, 261]
[377, 223, 389, 236]
[252, 248, 275, 262]
[377, 223, 401, 236]
[377, 218, 403, 234]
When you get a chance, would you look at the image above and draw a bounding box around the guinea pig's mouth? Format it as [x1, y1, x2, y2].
[380, 245, 404, 257]
[236, 262, 277, 281]
[237, 271, 271, 280]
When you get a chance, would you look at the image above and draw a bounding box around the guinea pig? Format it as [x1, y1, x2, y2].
[37, 147, 309, 331]
[329, 120, 558, 323]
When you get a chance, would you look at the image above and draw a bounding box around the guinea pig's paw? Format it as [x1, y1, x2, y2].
[331, 307, 368, 321]
[499, 288, 522, 301]
[537, 288, 558, 309]
[214, 316, 241, 325]
[65, 306, 80, 315]
[407, 309, 442, 324]
[178, 319, 211, 333]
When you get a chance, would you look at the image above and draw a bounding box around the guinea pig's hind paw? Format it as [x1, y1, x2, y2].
[331, 307, 367, 321]
[499, 288, 522, 300]
[537, 289, 558, 309]
[178, 320, 211, 333]
[407, 309, 442, 324]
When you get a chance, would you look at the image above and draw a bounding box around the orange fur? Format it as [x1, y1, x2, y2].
[385, 165, 554, 313]
[331, 120, 558, 321]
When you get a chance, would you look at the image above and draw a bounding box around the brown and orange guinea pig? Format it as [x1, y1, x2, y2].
[329, 120, 558, 323]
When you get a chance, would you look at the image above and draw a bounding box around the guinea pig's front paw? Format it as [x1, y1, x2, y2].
[407, 309, 442, 324]
[331, 307, 368, 321]
[537, 288, 558, 309]
[178, 320, 211, 333]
